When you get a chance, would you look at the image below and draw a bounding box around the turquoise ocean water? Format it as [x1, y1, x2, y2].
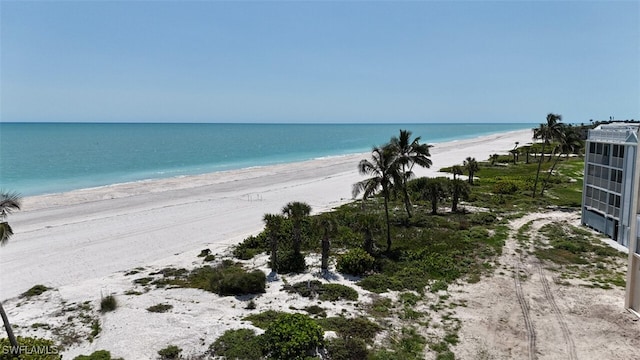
[0, 123, 534, 196]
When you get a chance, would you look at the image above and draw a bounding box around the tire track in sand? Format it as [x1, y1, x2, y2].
[515, 260, 537, 360]
[537, 263, 578, 360]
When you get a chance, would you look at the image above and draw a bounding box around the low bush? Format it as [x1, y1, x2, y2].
[0, 337, 61, 360]
[492, 180, 520, 195]
[261, 313, 324, 360]
[209, 328, 262, 360]
[147, 304, 173, 313]
[73, 350, 123, 360]
[336, 248, 375, 276]
[468, 212, 497, 225]
[326, 337, 369, 360]
[274, 250, 306, 274]
[243, 310, 287, 329]
[317, 316, 381, 343]
[318, 284, 358, 302]
[212, 266, 266, 296]
[233, 234, 268, 260]
[157, 345, 182, 359]
[100, 295, 117, 313]
[20, 285, 50, 298]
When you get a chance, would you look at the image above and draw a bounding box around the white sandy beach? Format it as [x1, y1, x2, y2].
[0, 129, 534, 299]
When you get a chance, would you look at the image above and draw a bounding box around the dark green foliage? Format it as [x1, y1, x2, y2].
[304, 305, 327, 318]
[233, 234, 268, 260]
[73, 350, 122, 360]
[147, 304, 173, 313]
[213, 268, 266, 296]
[318, 284, 358, 302]
[325, 337, 369, 360]
[369, 327, 426, 360]
[468, 212, 497, 225]
[133, 277, 154, 286]
[0, 337, 61, 360]
[283, 280, 323, 298]
[261, 313, 324, 360]
[317, 316, 381, 343]
[273, 250, 306, 274]
[493, 180, 520, 195]
[210, 329, 262, 360]
[198, 248, 211, 257]
[157, 345, 182, 359]
[283, 281, 358, 301]
[203, 254, 216, 262]
[20, 285, 50, 298]
[336, 248, 375, 276]
[243, 310, 288, 329]
[100, 295, 117, 313]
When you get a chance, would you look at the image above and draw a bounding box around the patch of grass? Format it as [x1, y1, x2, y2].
[147, 304, 173, 313]
[133, 277, 154, 286]
[317, 316, 381, 343]
[158, 345, 182, 359]
[210, 328, 262, 360]
[88, 319, 101, 342]
[319, 284, 358, 302]
[304, 305, 327, 318]
[367, 296, 393, 317]
[21, 284, 50, 298]
[243, 310, 287, 329]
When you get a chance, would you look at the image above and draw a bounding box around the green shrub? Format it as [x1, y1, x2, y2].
[20, 285, 50, 298]
[326, 337, 369, 360]
[73, 350, 122, 360]
[261, 313, 324, 360]
[210, 328, 262, 360]
[100, 295, 117, 313]
[0, 337, 61, 360]
[147, 304, 173, 313]
[203, 254, 216, 262]
[492, 180, 520, 194]
[283, 280, 323, 298]
[233, 234, 268, 260]
[318, 284, 358, 302]
[158, 345, 182, 359]
[274, 251, 306, 274]
[243, 310, 287, 329]
[317, 316, 381, 343]
[336, 248, 375, 276]
[198, 248, 211, 257]
[214, 269, 266, 296]
[468, 212, 496, 225]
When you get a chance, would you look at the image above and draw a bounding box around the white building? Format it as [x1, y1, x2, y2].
[580, 122, 640, 313]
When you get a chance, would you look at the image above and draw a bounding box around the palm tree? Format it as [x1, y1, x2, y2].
[282, 201, 311, 255]
[355, 213, 381, 255]
[263, 213, 285, 275]
[450, 179, 471, 213]
[315, 214, 336, 274]
[388, 130, 432, 218]
[540, 125, 583, 196]
[532, 113, 563, 198]
[353, 145, 398, 252]
[463, 157, 479, 185]
[414, 177, 448, 215]
[451, 165, 464, 180]
[490, 154, 499, 165]
[0, 191, 21, 352]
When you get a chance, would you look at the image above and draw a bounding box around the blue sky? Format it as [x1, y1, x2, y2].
[1, 1, 638, 123]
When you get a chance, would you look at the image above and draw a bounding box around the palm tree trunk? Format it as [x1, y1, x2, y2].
[532, 143, 547, 198]
[402, 184, 412, 218]
[452, 188, 459, 213]
[540, 152, 563, 197]
[0, 300, 19, 354]
[270, 235, 278, 273]
[321, 236, 329, 273]
[383, 194, 391, 252]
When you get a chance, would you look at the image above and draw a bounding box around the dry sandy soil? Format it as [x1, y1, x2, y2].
[449, 211, 640, 360]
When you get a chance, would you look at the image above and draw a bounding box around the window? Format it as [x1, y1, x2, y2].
[596, 143, 603, 155]
[589, 142, 596, 154]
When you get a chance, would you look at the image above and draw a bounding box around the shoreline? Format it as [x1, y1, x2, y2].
[2, 129, 534, 300]
[20, 129, 533, 210]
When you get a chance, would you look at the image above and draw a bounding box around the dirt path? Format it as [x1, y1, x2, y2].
[450, 211, 640, 360]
